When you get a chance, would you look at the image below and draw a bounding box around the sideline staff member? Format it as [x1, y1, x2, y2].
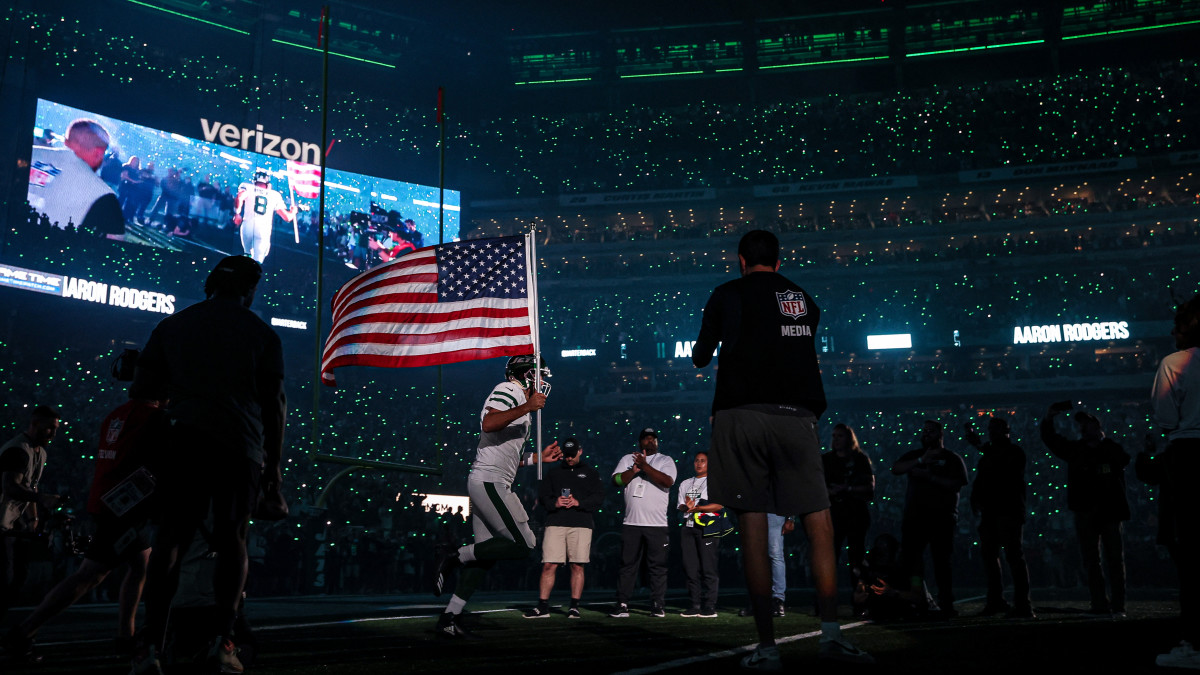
[692, 230, 871, 669]
[525, 437, 603, 619]
[609, 428, 676, 619]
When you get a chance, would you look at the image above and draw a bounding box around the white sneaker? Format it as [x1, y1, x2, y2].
[740, 645, 782, 671]
[1157, 641, 1200, 669]
[819, 637, 875, 664]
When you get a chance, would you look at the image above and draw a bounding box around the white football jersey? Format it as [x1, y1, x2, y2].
[237, 183, 286, 231]
[469, 381, 530, 486]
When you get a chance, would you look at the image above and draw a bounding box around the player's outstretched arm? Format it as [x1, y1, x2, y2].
[540, 441, 561, 463]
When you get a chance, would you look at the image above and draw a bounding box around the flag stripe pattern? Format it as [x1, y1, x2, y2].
[320, 235, 534, 385]
[287, 159, 321, 199]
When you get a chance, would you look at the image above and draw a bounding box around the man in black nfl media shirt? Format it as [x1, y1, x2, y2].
[692, 230, 871, 670]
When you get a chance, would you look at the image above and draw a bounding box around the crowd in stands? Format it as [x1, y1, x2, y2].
[13, 196, 1193, 395]
[463, 60, 1200, 195]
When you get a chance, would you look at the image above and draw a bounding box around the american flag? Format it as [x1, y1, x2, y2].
[286, 159, 321, 199]
[320, 234, 536, 386]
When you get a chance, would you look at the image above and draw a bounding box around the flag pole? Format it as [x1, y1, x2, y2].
[436, 86, 446, 472]
[311, 5, 332, 463]
[288, 179, 300, 243]
[526, 228, 544, 479]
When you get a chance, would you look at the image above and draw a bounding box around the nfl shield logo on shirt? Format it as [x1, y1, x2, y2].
[776, 290, 807, 318]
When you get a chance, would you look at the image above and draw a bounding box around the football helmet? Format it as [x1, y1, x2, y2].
[505, 354, 551, 395]
[253, 167, 272, 186]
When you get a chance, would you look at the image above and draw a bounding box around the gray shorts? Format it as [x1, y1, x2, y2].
[468, 479, 536, 549]
[708, 407, 830, 516]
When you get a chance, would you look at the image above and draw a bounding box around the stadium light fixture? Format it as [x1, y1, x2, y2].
[761, 55, 889, 70]
[515, 77, 593, 85]
[125, 0, 249, 35]
[907, 39, 1044, 58]
[271, 39, 396, 69]
[867, 334, 913, 350]
[1063, 18, 1200, 41]
[619, 70, 705, 79]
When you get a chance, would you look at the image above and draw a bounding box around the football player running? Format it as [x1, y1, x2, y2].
[432, 354, 560, 638]
[233, 168, 296, 263]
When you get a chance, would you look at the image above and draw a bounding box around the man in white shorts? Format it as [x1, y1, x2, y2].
[431, 355, 561, 638]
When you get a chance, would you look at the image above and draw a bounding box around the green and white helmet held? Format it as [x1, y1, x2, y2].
[505, 354, 551, 394]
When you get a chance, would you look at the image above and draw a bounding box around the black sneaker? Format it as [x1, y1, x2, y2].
[567, 607, 581, 619]
[650, 604, 666, 618]
[609, 603, 629, 618]
[434, 611, 472, 639]
[772, 598, 786, 617]
[431, 546, 461, 597]
[524, 604, 552, 619]
[698, 606, 718, 618]
[680, 606, 702, 617]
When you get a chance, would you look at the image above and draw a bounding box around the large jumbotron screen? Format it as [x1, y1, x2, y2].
[27, 99, 460, 272]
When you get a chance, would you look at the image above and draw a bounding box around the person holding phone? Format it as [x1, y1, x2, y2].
[1041, 400, 1130, 617]
[525, 437, 603, 619]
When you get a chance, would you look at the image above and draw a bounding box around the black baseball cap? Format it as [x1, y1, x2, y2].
[638, 427, 658, 441]
[562, 437, 581, 456]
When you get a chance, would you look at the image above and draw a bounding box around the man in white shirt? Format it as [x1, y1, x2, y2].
[609, 427, 676, 618]
[1151, 293, 1200, 669]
